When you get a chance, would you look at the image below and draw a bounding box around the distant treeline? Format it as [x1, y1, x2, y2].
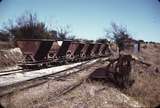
[0, 13, 110, 44]
[1, 12, 159, 49]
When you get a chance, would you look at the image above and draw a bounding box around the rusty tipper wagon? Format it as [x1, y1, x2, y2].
[16, 39, 55, 68]
[16, 39, 112, 69]
[55, 40, 82, 62]
[84, 43, 95, 59]
[66, 41, 83, 61]
[48, 40, 84, 62]
[91, 43, 102, 58]
[74, 42, 85, 61]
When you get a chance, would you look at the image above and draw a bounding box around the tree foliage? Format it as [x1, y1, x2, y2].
[0, 30, 11, 41]
[96, 38, 109, 43]
[5, 13, 54, 40]
[57, 25, 76, 40]
[105, 22, 132, 51]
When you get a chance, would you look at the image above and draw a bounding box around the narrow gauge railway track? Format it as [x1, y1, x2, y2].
[0, 69, 24, 76]
[0, 56, 107, 76]
[0, 68, 22, 73]
[0, 60, 90, 87]
[0, 59, 93, 76]
[0, 57, 108, 97]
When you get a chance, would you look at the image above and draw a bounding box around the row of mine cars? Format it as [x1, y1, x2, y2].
[16, 39, 111, 68]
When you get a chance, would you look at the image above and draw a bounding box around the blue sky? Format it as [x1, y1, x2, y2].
[0, 0, 160, 42]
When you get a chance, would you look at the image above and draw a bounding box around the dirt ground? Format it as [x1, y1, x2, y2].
[0, 43, 160, 108]
[40, 81, 144, 108]
[41, 43, 160, 108]
[0, 60, 143, 108]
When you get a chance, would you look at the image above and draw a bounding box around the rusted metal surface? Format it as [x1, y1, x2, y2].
[74, 43, 85, 58]
[98, 44, 110, 56]
[56, 40, 72, 58]
[85, 43, 94, 57]
[16, 40, 41, 62]
[90, 54, 134, 89]
[16, 39, 55, 62]
[66, 41, 80, 59]
[94, 43, 102, 55]
[16, 39, 113, 68]
[80, 43, 89, 58]
[16, 40, 40, 57]
[104, 44, 111, 56]
[48, 41, 61, 59]
[34, 41, 53, 61]
[56, 41, 81, 59]
[99, 44, 106, 56]
[91, 43, 102, 57]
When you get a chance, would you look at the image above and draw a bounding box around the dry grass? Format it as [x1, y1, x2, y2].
[0, 48, 23, 68]
[0, 68, 92, 108]
[123, 62, 160, 107]
[1, 43, 159, 108]
[122, 43, 160, 107]
[41, 81, 143, 108]
[0, 62, 143, 108]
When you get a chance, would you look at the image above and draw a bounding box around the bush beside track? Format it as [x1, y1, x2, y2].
[0, 48, 23, 69]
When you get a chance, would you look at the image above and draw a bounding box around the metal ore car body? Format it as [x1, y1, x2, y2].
[104, 44, 111, 56]
[99, 44, 106, 56]
[80, 43, 89, 58]
[73, 42, 85, 60]
[85, 43, 95, 58]
[91, 43, 102, 58]
[16, 39, 112, 68]
[67, 41, 80, 59]
[54, 40, 82, 61]
[48, 41, 61, 60]
[16, 39, 54, 63]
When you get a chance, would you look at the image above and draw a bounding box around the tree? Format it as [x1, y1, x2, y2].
[96, 38, 109, 43]
[0, 30, 11, 41]
[57, 25, 76, 40]
[67, 35, 76, 40]
[105, 22, 132, 52]
[5, 12, 54, 40]
[57, 26, 69, 40]
[48, 30, 58, 39]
